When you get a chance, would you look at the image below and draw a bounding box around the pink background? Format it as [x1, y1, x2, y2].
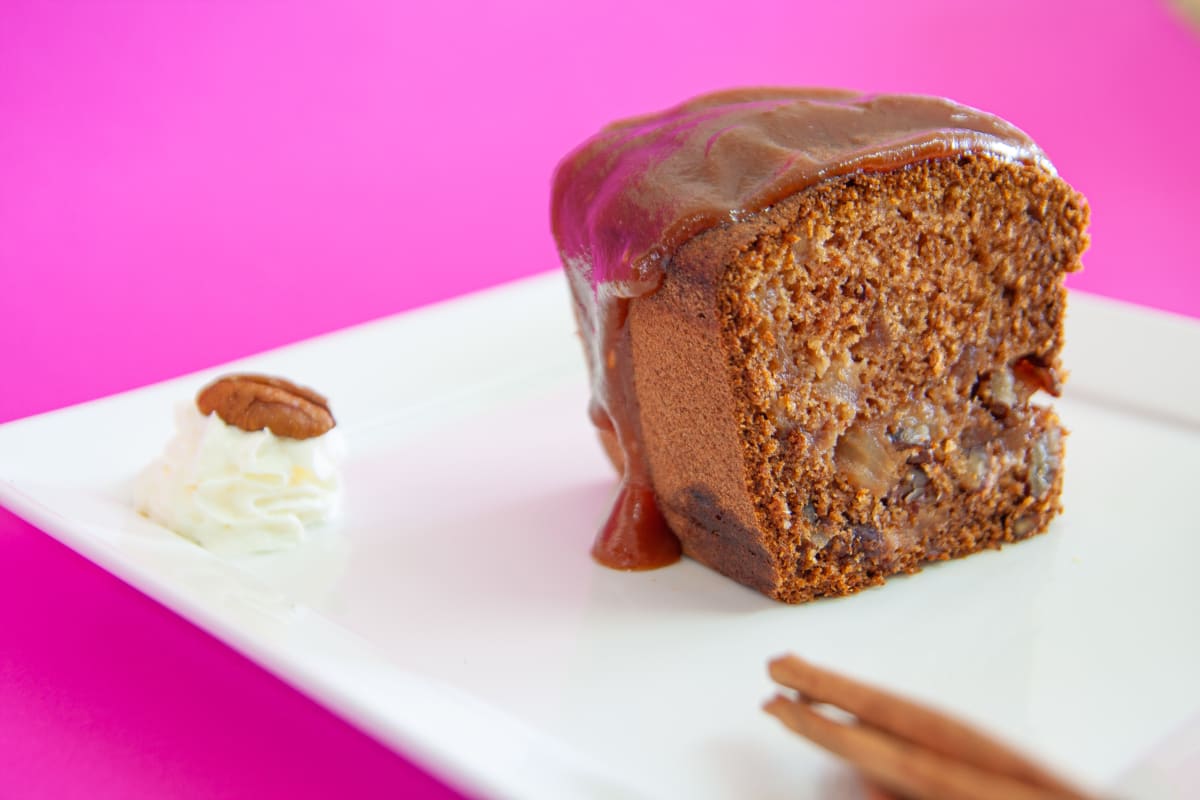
[2, 1, 1197, 797]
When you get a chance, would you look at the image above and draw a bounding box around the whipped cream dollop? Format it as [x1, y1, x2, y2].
[134, 403, 346, 553]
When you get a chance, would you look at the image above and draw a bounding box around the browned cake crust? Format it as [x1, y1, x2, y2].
[626, 155, 1088, 602]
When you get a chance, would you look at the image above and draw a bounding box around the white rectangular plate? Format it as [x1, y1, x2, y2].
[2, 272, 1199, 799]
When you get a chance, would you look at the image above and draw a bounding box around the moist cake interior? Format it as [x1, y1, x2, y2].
[716, 156, 1088, 602]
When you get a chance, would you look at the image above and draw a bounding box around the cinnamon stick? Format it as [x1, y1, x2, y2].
[765, 655, 1095, 800]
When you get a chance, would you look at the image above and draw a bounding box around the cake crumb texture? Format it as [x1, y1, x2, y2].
[631, 155, 1089, 602]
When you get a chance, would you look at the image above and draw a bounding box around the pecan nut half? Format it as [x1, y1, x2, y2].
[196, 374, 335, 440]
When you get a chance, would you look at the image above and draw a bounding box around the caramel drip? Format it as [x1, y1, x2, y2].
[551, 88, 1049, 571]
[585, 293, 681, 570]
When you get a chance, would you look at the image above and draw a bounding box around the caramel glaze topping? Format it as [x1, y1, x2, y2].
[550, 88, 1051, 571]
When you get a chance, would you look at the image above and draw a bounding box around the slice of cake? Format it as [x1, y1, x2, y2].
[551, 88, 1089, 603]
